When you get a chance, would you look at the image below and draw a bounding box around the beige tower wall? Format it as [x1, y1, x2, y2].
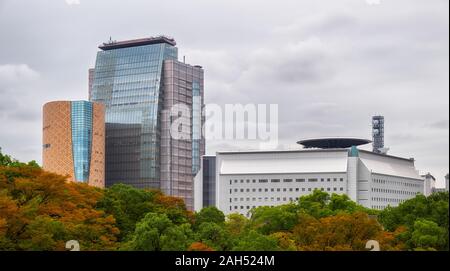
[42, 101, 75, 182]
[88, 103, 105, 188]
[42, 101, 105, 188]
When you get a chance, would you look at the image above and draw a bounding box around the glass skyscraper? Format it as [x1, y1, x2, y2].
[90, 36, 204, 209]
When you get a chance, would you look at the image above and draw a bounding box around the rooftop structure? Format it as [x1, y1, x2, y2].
[297, 137, 371, 149]
[99, 36, 177, 51]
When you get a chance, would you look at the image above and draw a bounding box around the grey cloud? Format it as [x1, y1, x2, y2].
[427, 120, 449, 130]
[0, 0, 448, 185]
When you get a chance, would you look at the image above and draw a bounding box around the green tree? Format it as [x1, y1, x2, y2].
[0, 148, 40, 168]
[96, 184, 158, 241]
[250, 204, 298, 235]
[297, 189, 333, 218]
[196, 222, 233, 251]
[379, 192, 449, 250]
[195, 206, 225, 228]
[125, 212, 192, 251]
[232, 230, 280, 251]
[0, 148, 13, 166]
[411, 219, 447, 251]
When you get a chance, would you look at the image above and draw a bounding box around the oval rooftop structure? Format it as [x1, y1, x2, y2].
[297, 137, 372, 149]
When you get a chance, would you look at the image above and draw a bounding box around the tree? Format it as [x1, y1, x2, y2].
[188, 242, 214, 251]
[196, 222, 233, 251]
[232, 230, 280, 251]
[96, 184, 158, 241]
[271, 232, 296, 251]
[293, 212, 383, 251]
[195, 206, 225, 228]
[153, 193, 193, 225]
[297, 190, 333, 218]
[250, 204, 298, 235]
[125, 212, 193, 251]
[225, 213, 249, 236]
[0, 165, 119, 251]
[411, 219, 446, 251]
[0, 148, 12, 166]
[378, 192, 449, 250]
[0, 148, 40, 168]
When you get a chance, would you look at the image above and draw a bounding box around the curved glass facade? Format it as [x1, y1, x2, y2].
[91, 42, 178, 188]
[71, 101, 93, 182]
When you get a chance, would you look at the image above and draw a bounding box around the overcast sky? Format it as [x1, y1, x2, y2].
[0, 0, 448, 185]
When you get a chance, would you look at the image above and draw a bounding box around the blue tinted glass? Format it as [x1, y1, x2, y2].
[71, 101, 93, 182]
[91, 43, 178, 188]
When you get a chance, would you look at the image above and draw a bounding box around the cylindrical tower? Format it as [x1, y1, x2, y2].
[42, 101, 105, 188]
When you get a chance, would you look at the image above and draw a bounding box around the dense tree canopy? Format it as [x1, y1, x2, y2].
[0, 148, 448, 251]
[378, 192, 449, 251]
[0, 164, 119, 250]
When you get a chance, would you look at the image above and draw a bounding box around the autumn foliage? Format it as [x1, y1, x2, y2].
[0, 149, 448, 251]
[0, 165, 119, 250]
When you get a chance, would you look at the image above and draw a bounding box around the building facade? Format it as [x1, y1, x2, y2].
[422, 173, 436, 196]
[194, 156, 216, 211]
[90, 37, 204, 209]
[204, 148, 424, 216]
[42, 101, 105, 188]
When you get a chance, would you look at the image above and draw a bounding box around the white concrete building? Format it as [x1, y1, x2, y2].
[422, 173, 436, 196]
[211, 147, 423, 216]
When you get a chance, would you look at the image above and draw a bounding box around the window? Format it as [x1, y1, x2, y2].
[283, 179, 293, 183]
[259, 179, 268, 183]
[308, 178, 318, 182]
[296, 179, 305, 182]
[271, 179, 280, 183]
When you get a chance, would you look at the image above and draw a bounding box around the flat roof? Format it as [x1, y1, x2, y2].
[99, 36, 176, 51]
[297, 137, 371, 149]
[216, 148, 349, 155]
